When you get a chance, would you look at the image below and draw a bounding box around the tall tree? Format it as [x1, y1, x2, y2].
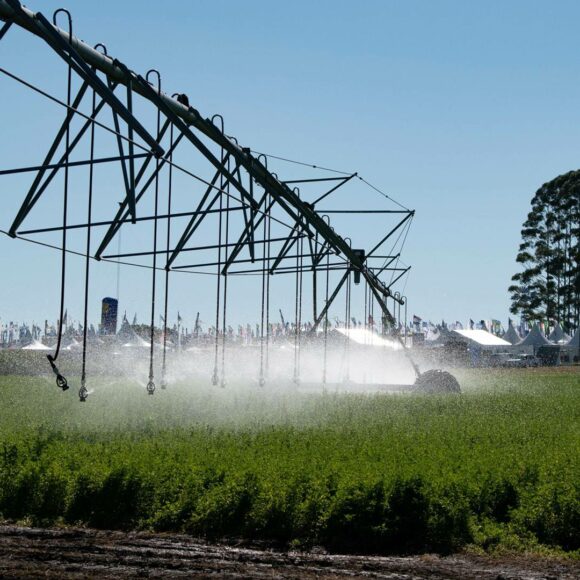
[509, 170, 580, 332]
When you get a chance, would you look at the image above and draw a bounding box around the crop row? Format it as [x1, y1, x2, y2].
[0, 369, 578, 555]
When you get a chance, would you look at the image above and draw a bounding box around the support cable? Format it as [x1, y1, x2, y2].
[379, 214, 413, 275]
[249, 149, 410, 210]
[387, 219, 413, 287]
[0, 229, 219, 275]
[250, 149, 351, 176]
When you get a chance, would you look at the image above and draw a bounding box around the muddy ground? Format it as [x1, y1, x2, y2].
[0, 525, 578, 579]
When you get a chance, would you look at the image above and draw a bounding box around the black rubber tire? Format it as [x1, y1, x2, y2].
[414, 369, 461, 394]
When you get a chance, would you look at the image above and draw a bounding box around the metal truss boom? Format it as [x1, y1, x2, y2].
[0, 0, 405, 307]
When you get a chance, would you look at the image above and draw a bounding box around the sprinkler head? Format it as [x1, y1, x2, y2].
[220, 379, 227, 389]
[56, 374, 69, 391]
[146, 379, 156, 395]
[79, 384, 88, 402]
[258, 376, 266, 387]
[160, 376, 167, 390]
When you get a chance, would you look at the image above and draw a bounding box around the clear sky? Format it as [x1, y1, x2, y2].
[1, 0, 579, 329]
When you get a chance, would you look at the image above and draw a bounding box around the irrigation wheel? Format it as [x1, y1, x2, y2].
[414, 369, 461, 394]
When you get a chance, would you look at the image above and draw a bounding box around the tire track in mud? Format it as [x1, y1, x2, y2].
[0, 525, 577, 579]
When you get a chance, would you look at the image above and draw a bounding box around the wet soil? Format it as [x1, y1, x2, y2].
[0, 525, 577, 579]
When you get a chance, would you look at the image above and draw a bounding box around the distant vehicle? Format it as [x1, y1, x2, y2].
[506, 354, 540, 368]
[489, 353, 540, 368]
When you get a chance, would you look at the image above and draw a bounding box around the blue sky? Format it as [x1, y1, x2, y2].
[1, 0, 579, 329]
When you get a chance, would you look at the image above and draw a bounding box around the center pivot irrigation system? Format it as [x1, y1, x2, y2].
[0, 0, 461, 400]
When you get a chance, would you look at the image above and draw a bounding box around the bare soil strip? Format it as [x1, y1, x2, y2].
[0, 525, 577, 579]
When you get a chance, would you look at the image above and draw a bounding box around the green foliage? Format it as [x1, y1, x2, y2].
[0, 370, 578, 555]
[509, 170, 580, 330]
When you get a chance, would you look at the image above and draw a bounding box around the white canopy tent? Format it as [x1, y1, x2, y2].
[336, 327, 403, 350]
[552, 327, 580, 365]
[515, 324, 552, 355]
[567, 327, 580, 347]
[452, 329, 511, 347]
[21, 340, 51, 351]
[548, 324, 571, 345]
[503, 321, 522, 345]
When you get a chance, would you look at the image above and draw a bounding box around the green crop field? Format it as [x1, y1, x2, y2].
[0, 368, 578, 556]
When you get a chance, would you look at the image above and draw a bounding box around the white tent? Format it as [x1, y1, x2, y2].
[452, 329, 511, 347]
[556, 327, 580, 365]
[548, 324, 572, 345]
[122, 335, 151, 348]
[64, 338, 82, 350]
[566, 327, 580, 348]
[21, 340, 51, 351]
[516, 324, 552, 353]
[503, 321, 522, 345]
[336, 327, 402, 350]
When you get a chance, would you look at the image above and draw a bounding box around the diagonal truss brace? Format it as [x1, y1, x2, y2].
[94, 121, 181, 259]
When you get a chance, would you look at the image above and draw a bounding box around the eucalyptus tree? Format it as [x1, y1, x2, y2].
[509, 170, 579, 331]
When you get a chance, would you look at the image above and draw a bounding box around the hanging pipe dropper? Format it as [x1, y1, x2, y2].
[78, 43, 102, 404]
[47, 355, 68, 391]
[211, 114, 225, 388]
[46, 8, 73, 394]
[145, 69, 162, 396]
[79, 380, 88, 402]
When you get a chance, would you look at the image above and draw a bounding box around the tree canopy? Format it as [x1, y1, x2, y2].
[509, 170, 579, 331]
